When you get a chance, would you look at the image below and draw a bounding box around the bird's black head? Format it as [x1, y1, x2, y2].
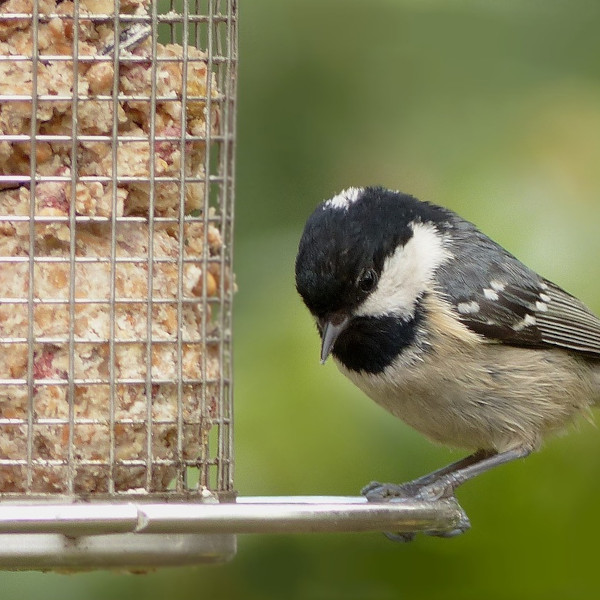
[295, 187, 454, 370]
[295, 186, 450, 319]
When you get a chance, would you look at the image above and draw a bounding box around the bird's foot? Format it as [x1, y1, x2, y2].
[362, 474, 458, 501]
[361, 476, 471, 542]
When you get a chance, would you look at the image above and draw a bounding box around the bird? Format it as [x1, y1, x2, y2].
[295, 186, 600, 539]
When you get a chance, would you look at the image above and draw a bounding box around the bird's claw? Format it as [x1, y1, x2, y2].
[362, 471, 461, 501]
[361, 476, 471, 542]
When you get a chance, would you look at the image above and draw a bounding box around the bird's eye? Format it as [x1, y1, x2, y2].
[358, 268, 378, 293]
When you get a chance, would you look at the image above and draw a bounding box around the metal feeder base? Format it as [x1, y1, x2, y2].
[0, 532, 236, 572]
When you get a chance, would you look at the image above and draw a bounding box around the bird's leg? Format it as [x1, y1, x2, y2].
[362, 449, 494, 498]
[362, 446, 532, 541]
[363, 446, 531, 500]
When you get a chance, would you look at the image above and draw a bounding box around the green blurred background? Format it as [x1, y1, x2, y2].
[5, 0, 600, 598]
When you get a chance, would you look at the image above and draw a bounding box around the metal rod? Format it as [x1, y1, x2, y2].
[0, 496, 464, 536]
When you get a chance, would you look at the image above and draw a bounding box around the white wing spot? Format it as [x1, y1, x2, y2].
[513, 313, 537, 331]
[457, 301, 480, 315]
[490, 280, 506, 292]
[483, 288, 499, 301]
[323, 187, 363, 210]
[535, 301, 548, 312]
[539, 293, 551, 303]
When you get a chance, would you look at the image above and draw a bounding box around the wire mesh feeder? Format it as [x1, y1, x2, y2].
[0, 0, 465, 572]
[0, 0, 236, 568]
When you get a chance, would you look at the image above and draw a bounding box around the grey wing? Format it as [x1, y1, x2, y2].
[436, 225, 600, 357]
[533, 281, 600, 356]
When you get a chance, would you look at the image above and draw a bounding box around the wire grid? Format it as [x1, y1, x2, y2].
[0, 0, 237, 500]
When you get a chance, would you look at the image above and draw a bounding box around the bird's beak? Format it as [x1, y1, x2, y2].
[319, 314, 350, 364]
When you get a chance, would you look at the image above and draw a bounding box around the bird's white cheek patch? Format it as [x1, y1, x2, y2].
[355, 222, 451, 319]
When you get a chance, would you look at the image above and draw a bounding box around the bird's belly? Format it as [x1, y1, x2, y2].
[336, 345, 596, 452]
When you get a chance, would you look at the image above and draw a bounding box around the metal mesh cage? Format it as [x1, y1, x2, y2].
[0, 0, 236, 511]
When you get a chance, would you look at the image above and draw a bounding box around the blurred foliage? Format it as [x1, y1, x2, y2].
[4, 0, 600, 598]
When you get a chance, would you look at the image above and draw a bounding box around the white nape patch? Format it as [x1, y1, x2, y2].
[323, 187, 364, 211]
[490, 280, 506, 292]
[535, 301, 548, 312]
[457, 301, 480, 315]
[354, 221, 452, 319]
[483, 288, 499, 301]
[513, 313, 537, 331]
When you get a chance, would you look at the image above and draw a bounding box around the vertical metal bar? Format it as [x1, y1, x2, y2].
[223, 0, 238, 493]
[66, 0, 82, 498]
[108, 0, 122, 497]
[215, 0, 228, 493]
[175, 0, 191, 494]
[26, 0, 41, 496]
[145, 0, 160, 492]
[214, 0, 225, 494]
[197, 0, 215, 492]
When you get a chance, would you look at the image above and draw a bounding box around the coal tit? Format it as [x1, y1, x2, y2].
[295, 186, 600, 537]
